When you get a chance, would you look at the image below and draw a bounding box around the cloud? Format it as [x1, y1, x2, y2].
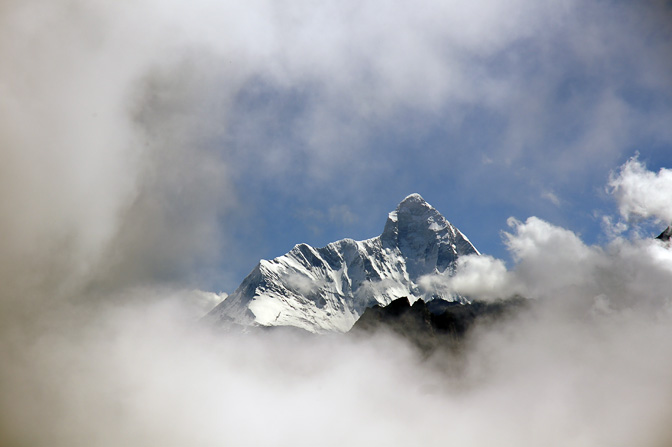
[283, 272, 327, 296]
[609, 156, 672, 224]
[2, 2, 672, 446]
[541, 191, 561, 206]
[6, 252, 672, 446]
[423, 254, 517, 301]
[150, 0, 672, 198]
[421, 216, 600, 302]
[422, 160, 672, 312]
[442, 214, 672, 312]
[189, 289, 229, 318]
[2, 0, 666, 289]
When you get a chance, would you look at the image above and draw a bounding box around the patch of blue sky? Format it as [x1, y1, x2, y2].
[208, 1, 672, 292]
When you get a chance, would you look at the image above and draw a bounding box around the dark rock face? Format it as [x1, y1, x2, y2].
[353, 297, 434, 345]
[656, 226, 672, 241]
[351, 296, 526, 353]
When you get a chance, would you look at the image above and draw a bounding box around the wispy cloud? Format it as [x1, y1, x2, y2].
[541, 191, 561, 206]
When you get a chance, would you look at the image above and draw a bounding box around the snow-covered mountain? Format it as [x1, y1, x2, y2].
[207, 194, 479, 333]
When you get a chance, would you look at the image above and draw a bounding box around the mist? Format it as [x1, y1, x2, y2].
[5, 235, 672, 446]
[2, 0, 672, 446]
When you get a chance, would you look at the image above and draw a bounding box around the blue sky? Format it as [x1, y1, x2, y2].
[204, 0, 672, 292]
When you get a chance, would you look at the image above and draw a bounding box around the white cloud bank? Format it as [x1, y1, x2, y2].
[444, 217, 672, 310]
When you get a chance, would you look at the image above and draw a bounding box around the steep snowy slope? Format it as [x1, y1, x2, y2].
[207, 194, 479, 333]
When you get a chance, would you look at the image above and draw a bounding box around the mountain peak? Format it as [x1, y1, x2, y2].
[382, 194, 478, 281]
[385, 193, 438, 227]
[208, 194, 479, 333]
[397, 193, 432, 211]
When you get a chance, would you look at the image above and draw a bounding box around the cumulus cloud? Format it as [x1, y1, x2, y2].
[439, 214, 672, 313]
[421, 216, 601, 302]
[609, 156, 672, 224]
[418, 159, 672, 325]
[420, 254, 517, 301]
